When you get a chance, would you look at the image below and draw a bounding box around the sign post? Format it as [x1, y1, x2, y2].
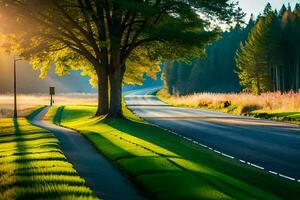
[13, 56, 22, 118]
[49, 86, 55, 106]
[13, 56, 17, 118]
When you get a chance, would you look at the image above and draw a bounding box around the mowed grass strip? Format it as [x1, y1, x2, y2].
[55, 105, 300, 200]
[250, 110, 300, 124]
[0, 118, 99, 200]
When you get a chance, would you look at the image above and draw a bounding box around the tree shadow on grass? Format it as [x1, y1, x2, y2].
[101, 118, 260, 199]
[0, 118, 34, 199]
[102, 117, 300, 199]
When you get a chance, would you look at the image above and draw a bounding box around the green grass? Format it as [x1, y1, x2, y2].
[51, 104, 300, 200]
[43, 106, 64, 124]
[0, 118, 99, 200]
[250, 110, 300, 124]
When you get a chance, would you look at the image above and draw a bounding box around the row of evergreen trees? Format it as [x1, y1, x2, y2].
[236, 3, 300, 94]
[163, 3, 300, 95]
[163, 17, 254, 95]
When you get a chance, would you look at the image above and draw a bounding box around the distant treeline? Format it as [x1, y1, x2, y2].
[163, 3, 300, 95]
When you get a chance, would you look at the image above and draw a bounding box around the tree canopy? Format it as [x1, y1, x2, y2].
[0, 0, 243, 117]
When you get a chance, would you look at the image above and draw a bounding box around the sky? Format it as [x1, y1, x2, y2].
[238, 0, 299, 21]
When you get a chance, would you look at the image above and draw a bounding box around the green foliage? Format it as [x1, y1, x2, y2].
[0, 0, 240, 79]
[0, 0, 243, 116]
[236, 4, 300, 94]
[163, 19, 254, 95]
[0, 118, 98, 200]
[49, 105, 300, 200]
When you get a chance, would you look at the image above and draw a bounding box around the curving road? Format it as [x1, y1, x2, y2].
[124, 88, 300, 182]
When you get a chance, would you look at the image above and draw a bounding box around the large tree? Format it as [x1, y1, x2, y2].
[0, 0, 243, 117]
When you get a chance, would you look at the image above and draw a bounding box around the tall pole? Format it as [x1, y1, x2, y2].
[50, 94, 53, 106]
[13, 56, 17, 118]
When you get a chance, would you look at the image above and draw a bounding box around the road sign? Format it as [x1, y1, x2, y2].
[49, 86, 55, 95]
[49, 86, 55, 106]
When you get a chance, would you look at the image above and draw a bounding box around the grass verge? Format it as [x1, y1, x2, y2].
[157, 88, 300, 124]
[0, 117, 99, 200]
[51, 104, 300, 200]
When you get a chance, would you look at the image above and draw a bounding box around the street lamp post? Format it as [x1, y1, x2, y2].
[13, 56, 22, 119]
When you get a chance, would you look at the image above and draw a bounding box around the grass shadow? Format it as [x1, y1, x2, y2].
[57, 105, 300, 199]
[103, 116, 300, 200]
[0, 116, 97, 199]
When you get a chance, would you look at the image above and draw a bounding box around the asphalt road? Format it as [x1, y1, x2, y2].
[31, 107, 144, 200]
[125, 88, 300, 181]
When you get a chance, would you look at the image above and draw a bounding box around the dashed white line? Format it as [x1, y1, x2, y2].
[269, 171, 278, 175]
[279, 174, 296, 181]
[214, 150, 221, 154]
[222, 153, 234, 159]
[199, 144, 207, 148]
[250, 163, 264, 170]
[138, 118, 300, 183]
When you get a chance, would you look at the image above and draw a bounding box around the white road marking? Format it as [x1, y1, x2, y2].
[269, 171, 278, 175]
[214, 150, 221, 154]
[199, 143, 207, 148]
[221, 153, 234, 159]
[279, 174, 296, 181]
[250, 163, 264, 170]
[137, 113, 300, 183]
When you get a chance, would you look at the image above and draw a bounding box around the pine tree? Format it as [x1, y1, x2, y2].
[236, 17, 271, 94]
[263, 3, 272, 16]
[164, 19, 253, 94]
[164, 4, 300, 95]
[236, 4, 300, 93]
[294, 5, 300, 89]
[279, 4, 287, 17]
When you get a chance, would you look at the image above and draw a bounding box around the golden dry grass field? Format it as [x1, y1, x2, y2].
[158, 89, 300, 113]
[0, 93, 98, 118]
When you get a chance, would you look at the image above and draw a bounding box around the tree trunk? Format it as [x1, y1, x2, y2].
[95, 65, 109, 116]
[108, 49, 125, 118]
[256, 73, 261, 95]
[276, 65, 280, 91]
[296, 57, 300, 90]
[268, 62, 273, 91]
[282, 65, 285, 92]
